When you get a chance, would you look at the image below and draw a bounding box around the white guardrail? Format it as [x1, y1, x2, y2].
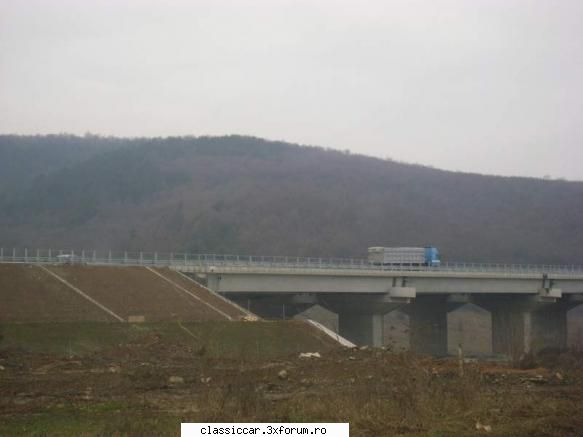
[1, 247, 583, 275]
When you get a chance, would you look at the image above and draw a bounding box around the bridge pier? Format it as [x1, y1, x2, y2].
[338, 313, 385, 347]
[401, 296, 466, 356]
[475, 292, 573, 359]
[529, 304, 568, 352]
[408, 299, 447, 356]
[325, 289, 414, 347]
[488, 303, 529, 358]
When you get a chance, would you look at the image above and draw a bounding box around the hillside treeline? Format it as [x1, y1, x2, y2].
[1, 134, 582, 264]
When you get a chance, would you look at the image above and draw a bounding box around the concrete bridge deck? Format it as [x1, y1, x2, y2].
[2, 247, 583, 277]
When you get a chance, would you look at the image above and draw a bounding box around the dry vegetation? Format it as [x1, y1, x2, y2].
[2, 322, 583, 436]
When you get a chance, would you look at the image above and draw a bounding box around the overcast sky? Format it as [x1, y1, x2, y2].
[1, 0, 582, 180]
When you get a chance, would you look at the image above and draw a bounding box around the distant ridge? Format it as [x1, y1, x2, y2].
[1, 134, 582, 264]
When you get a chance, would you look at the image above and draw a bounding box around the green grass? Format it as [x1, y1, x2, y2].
[0, 322, 140, 356]
[0, 320, 334, 359]
[0, 402, 179, 436]
[0, 321, 336, 436]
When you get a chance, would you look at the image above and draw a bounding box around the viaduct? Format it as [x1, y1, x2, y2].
[3, 249, 583, 357]
[174, 255, 583, 357]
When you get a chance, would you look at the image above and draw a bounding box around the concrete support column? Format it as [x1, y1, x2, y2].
[323, 290, 413, 348]
[490, 305, 528, 358]
[406, 296, 448, 356]
[530, 305, 568, 352]
[338, 313, 384, 347]
[477, 295, 570, 359]
[207, 274, 221, 292]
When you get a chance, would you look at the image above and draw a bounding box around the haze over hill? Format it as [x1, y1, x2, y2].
[1, 134, 582, 264]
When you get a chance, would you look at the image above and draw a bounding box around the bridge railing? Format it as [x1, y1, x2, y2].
[1, 247, 582, 275]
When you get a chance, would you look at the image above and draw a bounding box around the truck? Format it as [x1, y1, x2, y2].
[368, 246, 440, 267]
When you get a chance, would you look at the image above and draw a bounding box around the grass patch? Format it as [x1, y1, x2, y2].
[0, 322, 140, 356]
[0, 403, 179, 437]
[0, 320, 335, 359]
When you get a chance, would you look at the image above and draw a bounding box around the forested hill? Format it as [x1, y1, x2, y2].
[1, 134, 582, 264]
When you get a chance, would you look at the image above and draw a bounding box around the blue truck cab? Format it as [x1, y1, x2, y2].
[424, 247, 440, 267]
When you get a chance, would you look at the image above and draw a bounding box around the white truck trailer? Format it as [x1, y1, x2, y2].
[368, 246, 440, 266]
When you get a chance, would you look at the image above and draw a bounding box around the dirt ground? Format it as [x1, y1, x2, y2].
[2, 323, 583, 436]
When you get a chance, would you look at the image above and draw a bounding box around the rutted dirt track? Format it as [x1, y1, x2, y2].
[0, 264, 247, 322]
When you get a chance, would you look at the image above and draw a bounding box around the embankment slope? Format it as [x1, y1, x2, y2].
[0, 264, 247, 322]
